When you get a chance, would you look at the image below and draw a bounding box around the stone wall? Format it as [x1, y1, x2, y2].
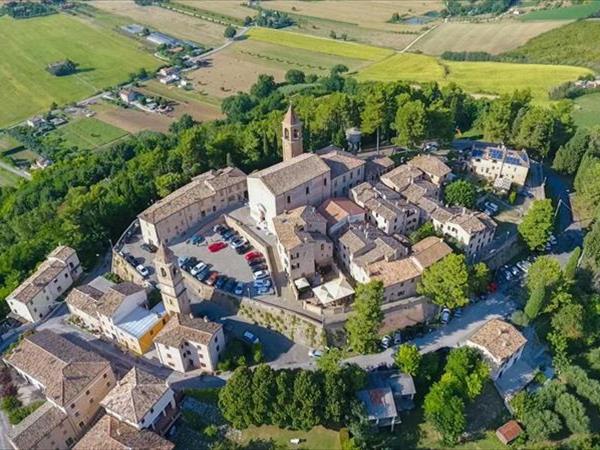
[111, 250, 146, 285]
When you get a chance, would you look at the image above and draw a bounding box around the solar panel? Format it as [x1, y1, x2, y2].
[505, 157, 521, 166]
[490, 149, 504, 160]
[472, 150, 483, 158]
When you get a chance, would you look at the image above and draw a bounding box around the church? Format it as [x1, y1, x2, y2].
[248, 104, 366, 231]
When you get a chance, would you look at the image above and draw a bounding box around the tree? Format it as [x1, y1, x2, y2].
[345, 281, 384, 354]
[361, 88, 385, 152]
[424, 383, 466, 446]
[218, 367, 255, 429]
[482, 90, 531, 143]
[552, 303, 584, 340]
[292, 371, 322, 430]
[469, 262, 490, 295]
[394, 344, 421, 376]
[555, 393, 590, 434]
[418, 254, 470, 309]
[564, 246, 581, 280]
[316, 347, 344, 374]
[553, 128, 591, 175]
[250, 74, 277, 99]
[393, 100, 426, 147]
[169, 113, 198, 134]
[513, 106, 556, 160]
[444, 179, 476, 208]
[155, 172, 185, 198]
[526, 256, 562, 292]
[284, 69, 305, 85]
[518, 199, 554, 251]
[525, 283, 546, 320]
[523, 409, 562, 442]
[251, 365, 276, 425]
[271, 370, 294, 428]
[224, 25, 237, 39]
[409, 221, 436, 244]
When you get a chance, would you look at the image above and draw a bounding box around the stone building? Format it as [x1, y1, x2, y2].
[467, 145, 530, 187]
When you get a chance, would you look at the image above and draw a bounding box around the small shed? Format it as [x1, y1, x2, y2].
[496, 420, 523, 445]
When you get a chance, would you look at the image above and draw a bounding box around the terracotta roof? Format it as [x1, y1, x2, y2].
[496, 420, 523, 445]
[139, 167, 246, 224]
[353, 235, 406, 268]
[249, 153, 330, 196]
[155, 313, 222, 347]
[380, 165, 424, 192]
[365, 156, 395, 179]
[96, 283, 145, 317]
[8, 402, 69, 450]
[433, 207, 496, 235]
[4, 330, 110, 406]
[8, 259, 67, 304]
[66, 284, 104, 316]
[101, 367, 170, 424]
[468, 319, 527, 363]
[411, 237, 452, 270]
[272, 206, 328, 250]
[368, 257, 421, 286]
[317, 198, 364, 227]
[48, 245, 77, 262]
[338, 227, 370, 254]
[408, 155, 451, 180]
[318, 149, 365, 179]
[400, 180, 438, 203]
[74, 415, 174, 450]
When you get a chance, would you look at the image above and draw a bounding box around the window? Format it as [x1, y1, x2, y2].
[64, 273, 68, 279]
[305, 186, 309, 195]
[324, 178, 327, 186]
[86, 390, 90, 396]
[287, 195, 291, 204]
[103, 373, 108, 379]
[150, 407, 154, 413]
[107, 381, 111, 387]
[89, 398, 94, 404]
[71, 403, 75, 409]
[75, 412, 80, 418]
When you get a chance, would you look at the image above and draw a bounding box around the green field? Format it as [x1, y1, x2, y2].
[521, 1, 600, 20]
[0, 134, 23, 153]
[0, 14, 160, 128]
[573, 93, 600, 129]
[247, 27, 394, 61]
[45, 118, 128, 150]
[239, 425, 341, 449]
[356, 53, 592, 102]
[0, 167, 22, 188]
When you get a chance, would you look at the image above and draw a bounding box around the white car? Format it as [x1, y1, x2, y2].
[441, 308, 451, 324]
[243, 330, 259, 344]
[381, 335, 392, 349]
[190, 262, 207, 276]
[136, 264, 149, 278]
[308, 349, 323, 358]
[253, 270, 269, 280]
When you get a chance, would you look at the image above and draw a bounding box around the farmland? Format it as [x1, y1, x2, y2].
[247, 27, 394, 61]
[573, 93, 600, 129]
[356, 53, 592, 102]
[89, 1, 227, 48]
[520, 1, 600, 20]
[412, 20, 568, 55]
[44, 118, 129, 151]
[0, 13, 160, 128]
[176, 0, 252, 20]
[91, 102, 174, 134]
[139, 81, 224, 119]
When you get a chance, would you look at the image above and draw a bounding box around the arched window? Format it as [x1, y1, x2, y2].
[160, 267, 167, 278]
[293, 129, 299, 139]
[284, 128, 289, 139]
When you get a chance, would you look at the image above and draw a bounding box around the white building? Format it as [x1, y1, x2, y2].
[431, 207, 496, 257]
[467, 145, 530, 187]
[465, 319, 527, 380]
[154, 314, 224, 373]
[101, 367, 178, 433]
[7, 246, 81, 323]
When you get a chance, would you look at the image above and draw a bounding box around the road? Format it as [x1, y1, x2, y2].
[189, 27, 249, 63]
[0, 161, 31, 180]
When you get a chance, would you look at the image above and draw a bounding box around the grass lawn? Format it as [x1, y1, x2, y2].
[0, 14, 160, 128]
[573, 93, 600, 129]
[247, 27, 394, 61]
[521, 1, 600, 21]
[356, 53, 592, 102]
[45, 118, 128, 150]
[0, 167, 22, 188]
[239, 425, 341, 449]
[0, 134, 23, 153]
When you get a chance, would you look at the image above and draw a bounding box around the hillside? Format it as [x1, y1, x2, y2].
[504, 20, 600, 71]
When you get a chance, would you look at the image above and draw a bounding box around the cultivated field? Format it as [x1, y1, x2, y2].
[185, 39, 370, 101]
[177, 0, 252, 20]
[45, 118, 129, 150]
[89, 1, 227, 48]
[520, 1, 600, 20]
[264, 0, 443, 29]
[92, 103, 174, 134]
[356, 53, 592, 102]
[412, 20, 568, 55]
[0, 14, 160, 128]
[573, 93, 600, 129]
[247, 27, 394, 61]
[139, 81, 224, 119]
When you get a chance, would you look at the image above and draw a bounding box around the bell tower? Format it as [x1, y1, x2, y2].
[154, 243, 191, 315]
[282, 104, 303, 161]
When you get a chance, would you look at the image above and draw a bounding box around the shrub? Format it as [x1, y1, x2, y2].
[554, 392, 590, 434]
[586, 348, 600, 371]
[1, 395, 21, 412]
[203, 424, 219, 439]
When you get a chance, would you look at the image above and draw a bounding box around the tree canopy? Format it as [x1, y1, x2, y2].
[345, 281, 384, 354]
[518, 199, 554, 251]
[418, 254, 471, 309]
[444, 179, 477, 208]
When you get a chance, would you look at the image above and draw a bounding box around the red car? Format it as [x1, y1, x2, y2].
[208, 242, 227, 253]
[244, 251, 262, 261]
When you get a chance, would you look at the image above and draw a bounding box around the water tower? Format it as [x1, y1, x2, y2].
[345, 127, 362, 154]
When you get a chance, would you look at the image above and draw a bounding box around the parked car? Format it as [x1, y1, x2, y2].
[249, 258, 265, 267]
[178, 256, 190, 268]
[221, 230, 235, 241]
[254, 278, 272, 288]
[256, 286, 271, 295]
[381, 335, 392, 349]
[215, 276, 228, 289]
[141, 243, 157, 253]
[125, 255, 138, 266]
[190, 235, 205, 245]
[224, 279, 237, 293]
[208, 242, 227, 253]
[253, 270, 269, 280]
[213, 224, 226, 234]
[217, 225, 231, 235]
[308, 349, 323, 358]
[440, 308, 451, 324]
[484, 201, 499, 214]
[236, 244, 251, 254]
[191, 262, 208, 276]
[511, 266, 521, 277]
[136, 264, 149, 278]
[245, 251, 263, 261]
[234, 282, 245, 296]
[206, 271, 219, 286]
[231, 238, 248, 250]
[196, 268, 211, 281]
[243, 330, 259, 344]
[393, 331, 402, 345]
[454, 308, 463, 318]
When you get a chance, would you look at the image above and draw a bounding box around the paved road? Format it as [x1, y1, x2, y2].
[0, 405, 11, 450]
